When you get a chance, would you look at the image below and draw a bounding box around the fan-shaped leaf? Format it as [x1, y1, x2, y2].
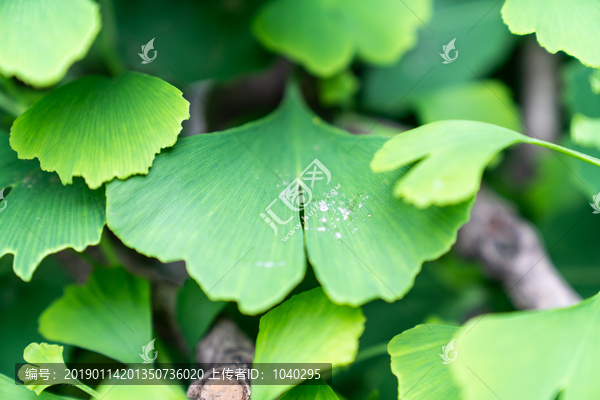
[502, 0, 600, 68]
[388, 325, 459, 400]
[253, 288, 365, 400]
[0, 134, 105, 281]
[252, 0, 432, 77]
[450, 291, 600, 400]
[0, 0, 101, 87]
[371, 120, 600, 208]
[39, 267, 152, 364]
[10, 72, 190, 189]
[106, 85, 472, 314]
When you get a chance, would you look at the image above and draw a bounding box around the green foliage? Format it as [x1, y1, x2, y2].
[450, 291, 600, 400]
[20, 343, 69, 394]
[176, 279, 226, 350]
[388, 325, 459, 400]
[362, 0, 515, 115]
[0, 134, 105, 281]
[413, 80, 520, 130]
[106, 84, 472, 314]
[280, 383, 340, 400]
[502, 0, 600, 68]
[96, 383, 187, 400]
[371, 120, 600, 208]
[253, 288, 365, 400]
[39, 267, 152, 364]
[0, 0, 101, 87]
[571, 113, 600, 149]
[10, 72, 189, 189]
[0, 373, 75, 400]
[253, 0, 432, 77]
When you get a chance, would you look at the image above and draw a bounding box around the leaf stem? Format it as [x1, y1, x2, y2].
[526, 137, 600, 167]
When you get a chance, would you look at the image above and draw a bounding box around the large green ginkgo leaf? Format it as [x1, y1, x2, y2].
[0, 0, 101, 87]
[450, 291, 600, 400]
[253, 288, 365, 400]
[371, 120, 600, 208]
[10, 72, 190, 189]
[252, 0, 432, 77]
[502, 0, 600, 68]
[39, 267, 152, 364]
[0, 133, 105, 281]
[388, 325, 459, 400]
[106, 85, 472, 314]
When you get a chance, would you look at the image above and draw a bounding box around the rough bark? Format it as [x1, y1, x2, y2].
[456, 188, 581, 310]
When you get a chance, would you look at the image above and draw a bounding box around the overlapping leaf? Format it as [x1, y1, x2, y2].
[39, 267, 152, 364]
[450, 291, 600, 400]
[106, 85, 473, 314]
[280, 383, 339, 400]
[253, 288, 365, 400]
[10, 72, 190, 189]
[371, 120, 600, 208]
[502, 0, 600, 68]
[0, 133, 105, 281]
[0, 0, 101, 87]
[388, 325, 459, 400]
[253, 0, 432, 77]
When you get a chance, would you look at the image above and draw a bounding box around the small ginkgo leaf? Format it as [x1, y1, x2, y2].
[39, 267, 152, 364]
[388, 325, 460, 400]
[0, 373, 76, 400]
[371, 120, 600, 208]
[252, 0, 432, 77]
[0, 133, 105, 281]
[279, 383, 339, 400]
[449, 291, 600, 400]
[106, 84, 472, 314]
[253, 288, 365, 400]
[571, 113, 600, 149]
[0, 0, 101, 87]
[18, 343, 96, 397]
[502, 0, 600, 68]
[10, 72, 190, 189]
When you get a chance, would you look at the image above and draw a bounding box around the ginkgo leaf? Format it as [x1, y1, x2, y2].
[252, 0, 432, 77]
[253, 288, 365, 400]
[362, 0, 515, 116]
[279, 383, 339, 400]
[571, 113, 600, 149]
[39, 267, 152, 364]
[449, 291, 600, 400]
[106, 84, 472, 314]
[371, 120, 600, 208]
[18, 343, 98, 397]
[0, 133, 105, 281]
[413, 80, 520, 131]
[388, 325, 459, 400]
[0, 373, 75, 400]
[502, 0, 600, 68]
[10, 72, 190, 189]
[0, 0, 101, 87]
